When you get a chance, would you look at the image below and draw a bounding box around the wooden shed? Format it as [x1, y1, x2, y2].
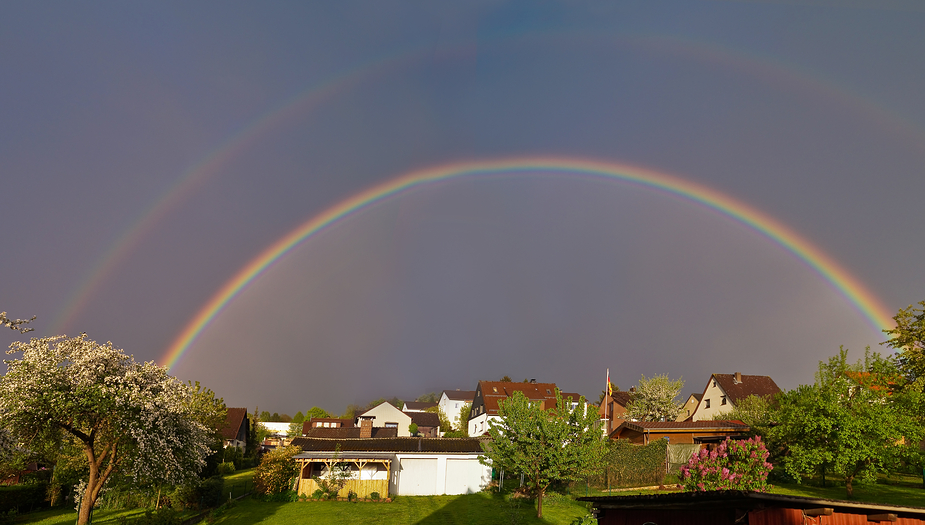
[579, 491, 925, 525]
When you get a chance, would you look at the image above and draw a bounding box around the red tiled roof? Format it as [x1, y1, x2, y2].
[477, 381, 583, 416]
[220, 408, 248, 440]
[712, 374, 781, 404]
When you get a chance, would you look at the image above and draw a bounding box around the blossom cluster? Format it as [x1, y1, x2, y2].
[679, 436, 772, 492]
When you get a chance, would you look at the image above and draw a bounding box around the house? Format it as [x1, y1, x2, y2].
[357, 402, 414, 436]
[407, 411, 442, 438]
[402, 401, 437, 413]
[467, 380, 584, 436]
[302, 418, 354, 435]
[598, 390, 633, 436]
[302, 419, 398, 439]
[676, 393, 703, 422]
[220, 408, 249, 449]
[610, 420, 749, 445]
[290, 436, 490, 498]
[580, 491, 925, 525]
[691, 373, 781, 421]
[438, 390, 476, 431]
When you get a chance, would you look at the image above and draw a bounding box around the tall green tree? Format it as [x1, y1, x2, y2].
[770, 347, 923, 497]
[455, 402, 471, 434]
[0, 335, 212, 525]
[625, 374, 684, 422]
[882, 300, 925, 383]
[305, 406, 332, 421]
[480, 390, 604, 518]
[712, 394, 776, 438]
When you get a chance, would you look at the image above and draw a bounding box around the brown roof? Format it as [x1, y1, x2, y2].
[220, 408, 248, 440]
[477, 381, 583, 416]
[301, 427, 397, 439]
[617, 420, 748, 433]
[442, 390, 476, 402]
[402, 401, 438, 411]
[291, 437, 485, 453]
[712, 374, 781, 404]
[407, 411, 441, 428]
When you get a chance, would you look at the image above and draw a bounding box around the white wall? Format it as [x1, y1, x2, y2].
[692, 377, 733, 421]
[390, 454, 490, 496]
[439, 393, 472, 431]
[361, 403, 413, 436]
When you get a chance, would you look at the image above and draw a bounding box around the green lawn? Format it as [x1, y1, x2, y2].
[198, 492, 591, 525]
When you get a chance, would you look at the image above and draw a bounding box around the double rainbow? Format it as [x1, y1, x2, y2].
[161, 157, 894, 369]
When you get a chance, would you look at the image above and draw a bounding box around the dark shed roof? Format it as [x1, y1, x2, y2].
[290, 437, 485, 453]
[579, 491, 925, 519]
[407, 411, 441, 427]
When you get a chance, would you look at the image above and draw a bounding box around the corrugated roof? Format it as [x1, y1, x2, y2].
[712, 374, 781, 404]
[290, 437, 486, 453]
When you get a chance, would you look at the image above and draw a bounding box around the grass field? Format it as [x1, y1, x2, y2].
[15, 470, 925, 525]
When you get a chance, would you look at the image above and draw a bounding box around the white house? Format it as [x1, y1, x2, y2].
[438, 390, 476, 431]
[357, 402, 413, 436]
[690, 373, 781, 421]
[258, 422, 291, 437]
[292, 437, 491, 498]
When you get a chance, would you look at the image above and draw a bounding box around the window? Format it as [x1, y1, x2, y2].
[384, 422, 398, 429]
[455, 403, 459, 408]
[712, 380, 716, 388]
[546, 389, 551, 394]
[705, 399, 711, 409]
[492, 387, 498, 393]
[721, 396, 727, 405]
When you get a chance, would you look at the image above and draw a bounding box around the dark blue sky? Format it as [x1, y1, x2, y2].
[3, 1, 924, 414]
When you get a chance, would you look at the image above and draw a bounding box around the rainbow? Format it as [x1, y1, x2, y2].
[161, 157, 895, 369]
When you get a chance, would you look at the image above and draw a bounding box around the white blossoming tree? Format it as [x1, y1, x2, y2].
[625, 373, 685, 422]
[0, 335, 212, 525]
[0, 311, 35, 333]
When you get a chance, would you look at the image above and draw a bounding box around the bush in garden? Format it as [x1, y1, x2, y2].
[253, 445, 301, 496]
[680, 437, 772, 492]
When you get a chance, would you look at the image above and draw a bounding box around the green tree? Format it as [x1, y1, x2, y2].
[305, 406, 332, 421]
[712, 394, 776, 438]
[424, 406, 454, 432]
[770, 347, 923, 497]
[625, 374, 684, 422]
[0, 335, 212, 525]
[499, 376, 513, 382]
[253, 445, 301, 496]
[415, 392, 439, 403]
[185, 381, 227, 478]
[480, 390, 605, 518]
[455, 402, 471, 435]
[292, 411, 305, 424]
[882, 300, 925, 383]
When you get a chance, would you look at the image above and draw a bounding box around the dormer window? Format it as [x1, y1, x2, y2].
[492, 387, 498, 393]
[546, 389, 551, 394]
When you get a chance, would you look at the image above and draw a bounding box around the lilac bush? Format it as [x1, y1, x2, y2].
[679, 437, 772, 492]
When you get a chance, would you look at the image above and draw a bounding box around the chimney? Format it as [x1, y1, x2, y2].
[360, 418, 372, 438]
[530, 378, 537, 384]
[735, 372, 742, 384]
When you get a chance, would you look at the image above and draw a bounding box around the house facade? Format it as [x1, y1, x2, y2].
[598, 391, 632, 436]
[220, 407, 249, 449]
[438, 390, 476, 431]
[358, 402, 413, 436]
[676, 393, 703, 422]
[691, 373, 781, 421]
[291, 437, 490, 498]
[467, 380, 583, 436]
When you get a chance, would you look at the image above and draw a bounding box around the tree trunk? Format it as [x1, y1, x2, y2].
[846, 474, 854, 498]
[536, 485, 544, 518]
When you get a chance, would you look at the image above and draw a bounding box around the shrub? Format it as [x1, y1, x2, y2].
[253, 445, 301, 496]
[369, 491, 380, 501]
[591, 439, 667, 488]
[312, 489, 324, 500]
[680, 437, 772, 492]
[173, 477, 225, 509]
[216, 462, 236, 476]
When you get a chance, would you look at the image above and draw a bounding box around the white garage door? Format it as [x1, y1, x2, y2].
[445, 458, 483, 495]
[398, 458, 437, 496]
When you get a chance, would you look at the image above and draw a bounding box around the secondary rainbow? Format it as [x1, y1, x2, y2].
[161, 157, 895, 369]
